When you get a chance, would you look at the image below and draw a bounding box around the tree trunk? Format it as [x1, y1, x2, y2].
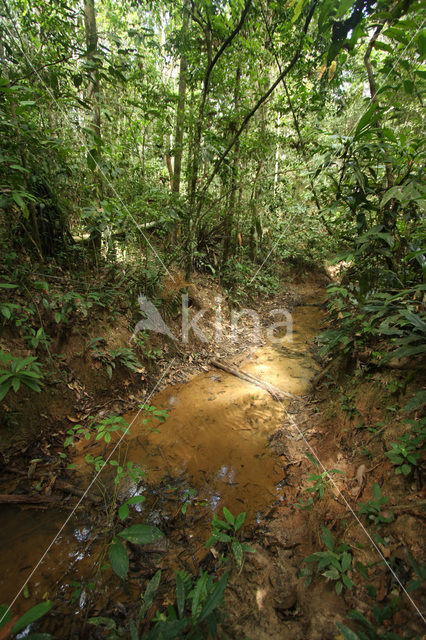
[172, 0, 190, 194]
[84, 0, 102, 255]
[185, 0, 252, 277]
[222, 66, 241, 265]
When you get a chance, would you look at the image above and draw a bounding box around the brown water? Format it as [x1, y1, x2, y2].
[0, 303, 322, 618]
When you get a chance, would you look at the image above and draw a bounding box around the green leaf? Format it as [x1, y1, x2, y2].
[140, 569, 161, 619]
[417, 28, 426, 56]
[175, 571, 185, 619]
[118, 503, 129, 521]
[305, 451, 319, 469]
[0, 605, 11, 630]
[12, 601, 54, 633]
[87, 151, 96, 171]
[341, 573, 354, 589]
[118, 524, 163, 544]
[323, 567, 340, 580]
[234, 512, 246, 532]
[292, 0, 305, 23]
[404, 390, 426, 412]
[321, 526, 335, 551]
[109, 538, 129, 580]
[232, 539, 243, 567]
[222, 507, 235, 526]
[88, 617, 116, 630]
[372, 483, 381, 501]
[335, 580, 343, 595]
[192, 572, 208, 621]
[129, 619, 138, 640]
[336, 622, 360, 640]
[199, 572, 228, 623]
[388, 343, 426, 359]
[341, 551, 352, 572]
[373, 41, 393, 53]
[354, 103, 379, 140]
[335, 0, 353, 19]
[127, 495, 146, 505]
[401, 311, 426, 333]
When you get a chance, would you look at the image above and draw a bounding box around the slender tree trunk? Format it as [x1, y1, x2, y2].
[222, 65, 241, 264]
[185, 0, 252, 277]
[173, 0, 190, 194]
[84, 0, 102, 255]
[165, 133, 174, 189]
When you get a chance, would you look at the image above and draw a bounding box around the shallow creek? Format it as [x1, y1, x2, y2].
[0, 303, 322, 617]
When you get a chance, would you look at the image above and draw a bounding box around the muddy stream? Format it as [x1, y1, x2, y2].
[0, 303, 322, 620]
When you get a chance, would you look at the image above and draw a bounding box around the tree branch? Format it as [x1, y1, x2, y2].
[199, 0, 318, 201]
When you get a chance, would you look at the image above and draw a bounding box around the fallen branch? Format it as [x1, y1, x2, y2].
[210, 359, 297, 401]
[0, 494, 61, 504]
[55, 479, 101, 504]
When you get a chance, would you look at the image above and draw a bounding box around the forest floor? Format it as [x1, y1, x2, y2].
[0, 266, 424, 639]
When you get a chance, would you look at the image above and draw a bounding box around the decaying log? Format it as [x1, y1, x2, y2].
[210, 359, 297, 401]
[55, 479, 101, 504]
[0, 494, 61, 504]
[0, 482, 101, 506]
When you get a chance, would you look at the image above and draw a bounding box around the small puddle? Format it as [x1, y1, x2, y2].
[0, 303, 322, 617]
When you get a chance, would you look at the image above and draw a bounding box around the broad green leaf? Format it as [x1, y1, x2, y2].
[0, 604, 11, 630]
[234, 511, 246, 532]
[175, 571, 185, 619]
[140, 569, 161, 619]
[321, 526, 335, 552]
[292, 0, 305, 23]
[372, 483, 381, 501]
[403, 390, 426, 412]
[109, 538, 128, 580]
[341, 573, 354, 589]
[417, 28, 426, 55]
[323, 567, 339, 580]
[335, 0, 353, 19]
[88, 617, 116, 630]
[305, 451, 319, 469]
[191, 572, 208, 621]
[373, 41, 393, 53]
[127, 495, 146, 505]
[354, 103, 379, 140]
[336, 622, 360, 640]
[232, 539, 243, 567]
[199, 572, 228, 623]
[129, 619, 138, 640]
[388, 343, 426, 359]
[118, 503, 129, 521]
[401, 311, 426, 333]
[118, 524, 163, 544]
[341, 551, 352, 572]
[222, 507, 234, 526]
[12, 601, 54, 633]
